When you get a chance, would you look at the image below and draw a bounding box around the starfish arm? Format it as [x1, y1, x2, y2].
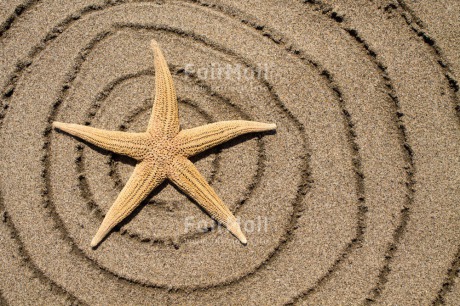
[147, 39, 180, 138]
[168, 156, 247, 244]
[53, 122, 149, 160]
[175, 120, 276, 157]
[91, 160, 166, 247]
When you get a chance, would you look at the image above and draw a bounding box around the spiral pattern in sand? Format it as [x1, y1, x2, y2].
[0, 0, 458, 304]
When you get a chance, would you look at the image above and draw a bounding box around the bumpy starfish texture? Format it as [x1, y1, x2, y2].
[53, 40, 276, 247]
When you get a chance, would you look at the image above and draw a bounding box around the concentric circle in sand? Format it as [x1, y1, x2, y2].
[0, 0, 458, 304]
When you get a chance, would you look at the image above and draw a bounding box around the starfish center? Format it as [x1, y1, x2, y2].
[145, 135, 182, 163]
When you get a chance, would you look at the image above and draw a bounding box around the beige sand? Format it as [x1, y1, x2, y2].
[0, 0, 458, 305]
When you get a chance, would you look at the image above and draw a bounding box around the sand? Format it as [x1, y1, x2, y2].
[0, 0, 459, 305]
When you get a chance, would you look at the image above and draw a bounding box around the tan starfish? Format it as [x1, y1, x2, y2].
[53, 40, 276, 247]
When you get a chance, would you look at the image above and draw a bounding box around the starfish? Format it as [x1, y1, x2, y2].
[53, 40, 276, 247]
